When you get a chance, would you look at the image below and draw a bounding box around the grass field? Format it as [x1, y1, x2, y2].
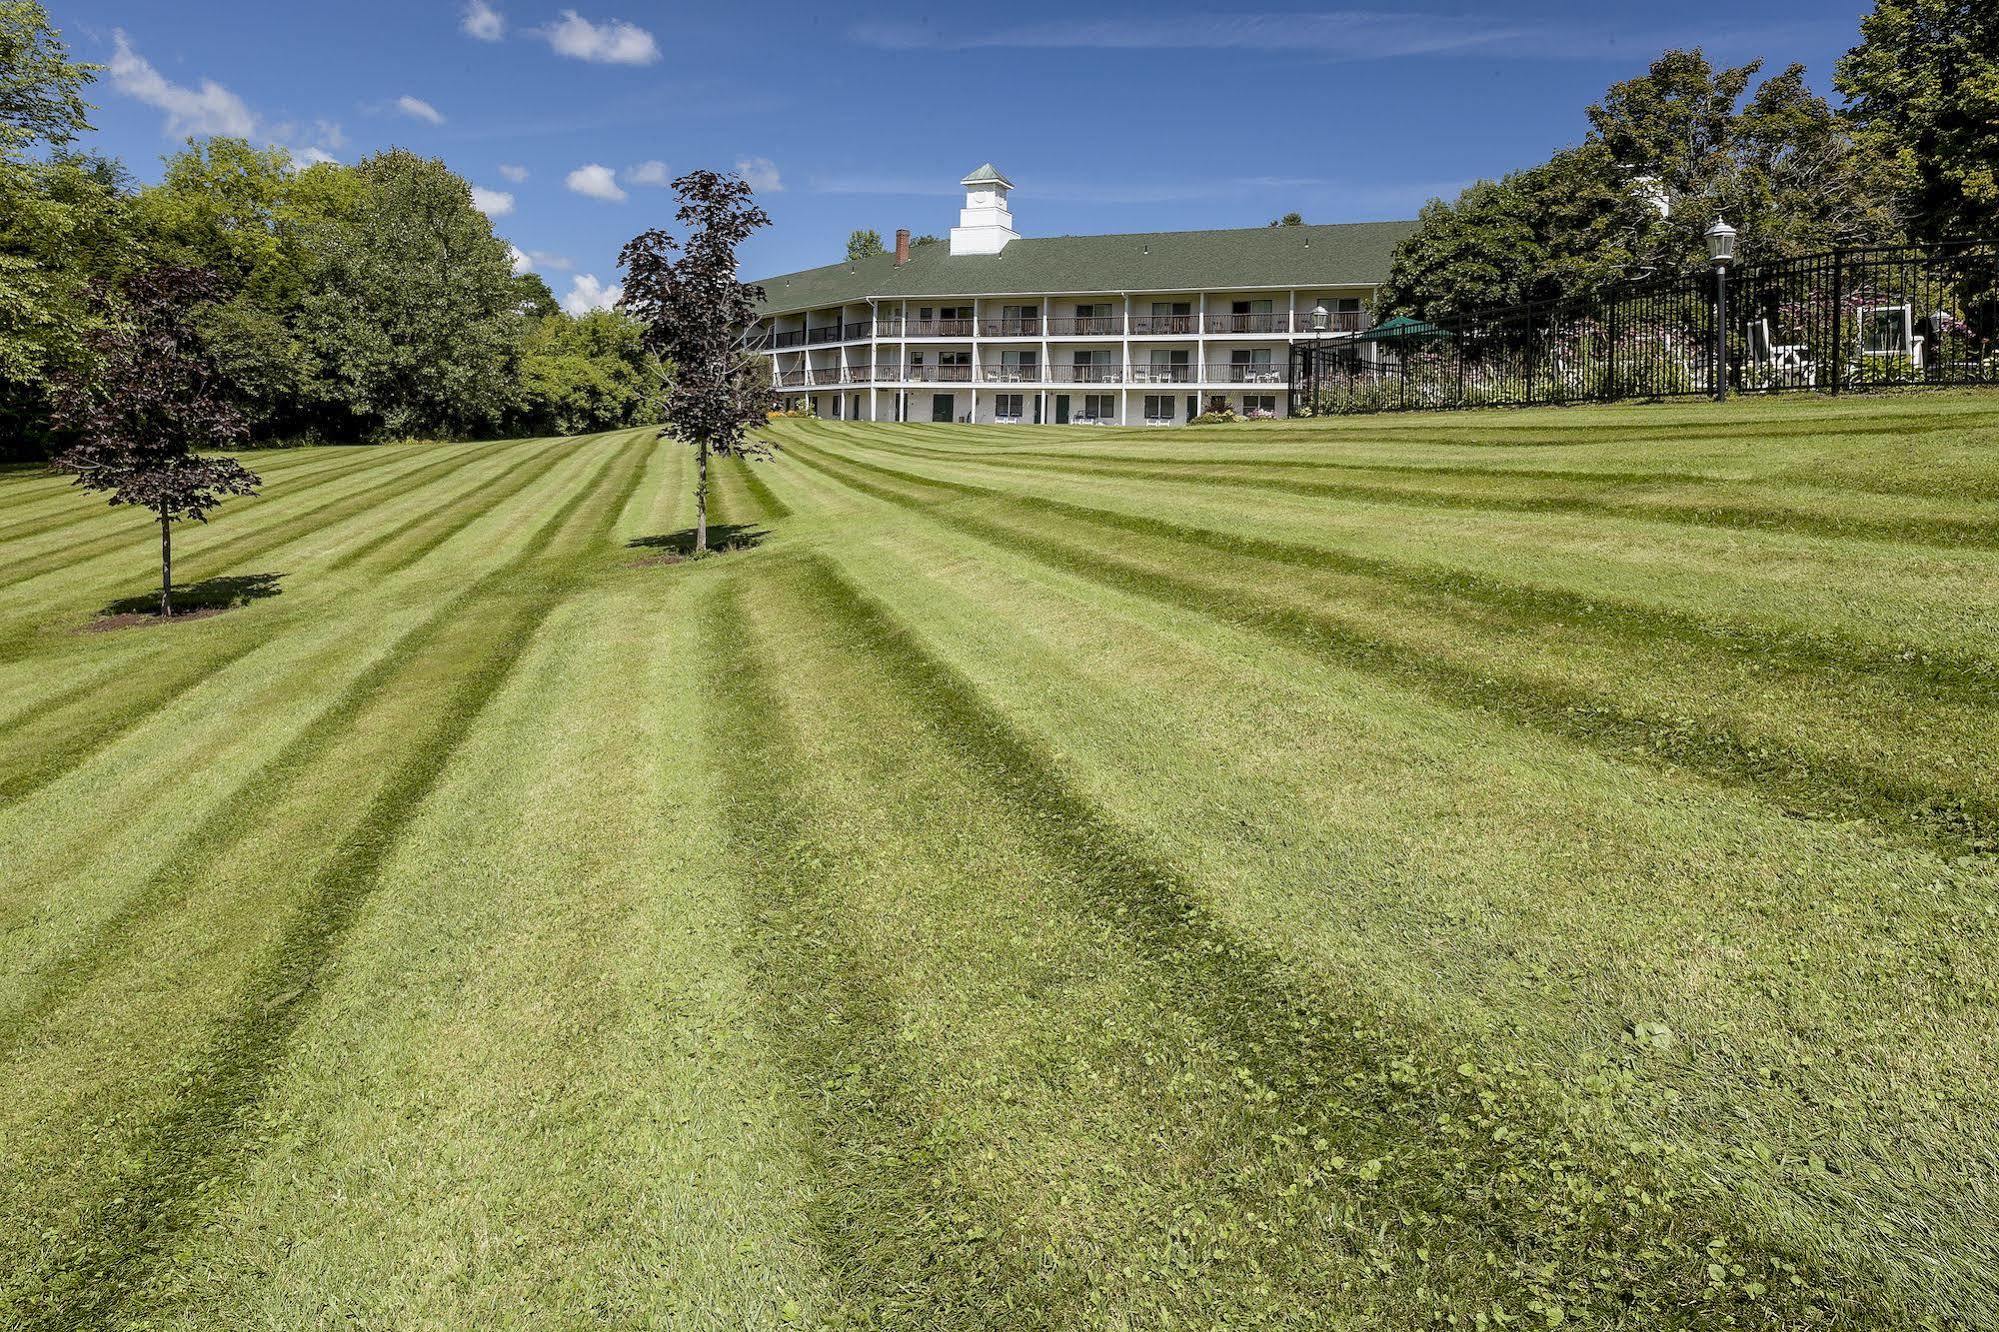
[2, 393, 1996, 1329]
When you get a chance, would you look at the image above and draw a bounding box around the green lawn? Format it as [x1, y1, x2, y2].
[2, 394, 1996, 1329]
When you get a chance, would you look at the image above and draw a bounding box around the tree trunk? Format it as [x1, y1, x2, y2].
[695, 439, 709, 556]
[159, 514, 173, 618]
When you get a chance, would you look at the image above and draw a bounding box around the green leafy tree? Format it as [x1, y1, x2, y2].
[619, 167, 771, 556]
[0, 2, 121, 455]
[513, 272, 560, 319]
[1385, 47, 1903, 319]
[292, 148, 521, 438]
[846, 227, 885, 260]
[0, 0, 93, 153]
[1836, 0, 1999, 240]
[514, 309, 661, 436]
[49, 266, 258, 617]
[1268, 212, 1304, 227]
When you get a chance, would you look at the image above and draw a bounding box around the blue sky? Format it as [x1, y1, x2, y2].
[53, 1, 1868, 311]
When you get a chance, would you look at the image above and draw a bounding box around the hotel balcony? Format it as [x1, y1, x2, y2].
[903, 364, 976, 383]
[1129, 314, 1199, 335]
[1209, 363, 1287, 384]
[904, 317, 977, 337]
[1043, 316, 1125, 336]
[1127, 364, 1198, 384]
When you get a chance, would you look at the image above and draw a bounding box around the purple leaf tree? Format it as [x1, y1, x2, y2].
[50, 266, 259, 617]
[618, 168, 772, 556]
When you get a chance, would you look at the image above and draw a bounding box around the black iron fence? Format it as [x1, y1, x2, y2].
[1289, 241, 1999, 416]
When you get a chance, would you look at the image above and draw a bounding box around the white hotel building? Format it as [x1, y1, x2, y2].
[749, 165, 1417, 426]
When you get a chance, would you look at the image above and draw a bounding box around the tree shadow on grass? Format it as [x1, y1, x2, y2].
[627, 525, 768, 564]
[92, 572, 285, 627]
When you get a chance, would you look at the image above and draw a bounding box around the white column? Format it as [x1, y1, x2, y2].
[1040, 297, 1051, 417]
[1197, 291, 1209, 410]
[1121, 292, 1133, 400]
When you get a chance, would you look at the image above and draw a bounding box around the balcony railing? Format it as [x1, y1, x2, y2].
[1130, 314, 1198, 335]
[1129, 363, 1197, 383]
[903, 363, 975, 382]
[980, 317, 1044, 337]
[806, 325, 844, 344]
[776, 369, 809, 387]
[1050, 364, 1122, 383]
[978, 364, 1042, 383]
[874, 318, 906, 337]
[771, 329, 806, 349]
[1044, 316, 1124, 336]
[1211, 363, 1287, 384]
[1206, 312, 1286, 334]
[905, 318, 976, 337]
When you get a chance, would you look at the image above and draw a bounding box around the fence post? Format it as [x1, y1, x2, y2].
[1399, 333, 1408, 410]
[1606, 297, 1618, 402]
[1524, 311, 1535, 407]
[1828, 246, 1845, 396]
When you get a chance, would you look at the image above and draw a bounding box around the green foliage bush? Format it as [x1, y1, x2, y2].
[0, 5, 660, 458]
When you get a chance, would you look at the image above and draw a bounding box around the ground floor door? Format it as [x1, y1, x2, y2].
[1054, 394, 1070, 425]
[931, 393, 955, 422]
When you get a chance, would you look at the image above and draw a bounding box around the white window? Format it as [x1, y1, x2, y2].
[1143, 394, 1174, 423]
[994, 393, 1025, 422]
[1078, 393, 1116, 422]
[1242, 395, 1277, 417]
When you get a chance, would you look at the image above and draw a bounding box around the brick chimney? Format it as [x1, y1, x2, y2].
[894, 228, 910, 266]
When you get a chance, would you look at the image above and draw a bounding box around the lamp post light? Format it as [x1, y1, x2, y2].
[1705, 217, 1736, 403]
[1310, 303, 1329, 414]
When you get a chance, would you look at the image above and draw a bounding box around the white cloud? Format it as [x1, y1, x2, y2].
[463, 0, 506, 41]
[471, 186, 515, 217]
[736, 156, 782, 193]
[511, 247, 577, 275]
[396, 94, 445, 125]
[565, 163, 627, 202]
[561, 273, 623, 315]
[538, 10, 660, 64]
[623, 159, 670, 187]
[498, 162, 529, 183]
[317, 119, 348, 149]
[291, 146, 341, 167]
[108, 29, 256, 138]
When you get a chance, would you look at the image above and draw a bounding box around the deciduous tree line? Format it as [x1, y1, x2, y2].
[1, 1, 662, 462]
[1382, 0, 1999, 321]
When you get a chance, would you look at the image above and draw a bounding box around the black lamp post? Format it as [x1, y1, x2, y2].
[1706, 217, 1736, 403]
[1310, 303, 1329, 413]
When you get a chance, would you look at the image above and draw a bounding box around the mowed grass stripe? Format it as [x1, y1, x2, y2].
[858, 434, 1999, 550]
[705, 573, 1047, 1326]
[0, 436, 614, 808]
[0, 438, 491, 587]
[743, 550, 1868, 1326]
[783, 438, 1999, 853]
[802, 429, 1999, 702]
[11, 431, 654, 1328]
[136, 577, 832, 1330]
[0, 444, 378, 542]
[802, 507, 1999, 1319]
[0, 437, 618, 893]
[0, 435, 637, 1044]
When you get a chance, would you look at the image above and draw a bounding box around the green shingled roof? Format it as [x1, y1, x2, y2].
[962, 162, 1010, 185]
[751, 219, 1417, 317]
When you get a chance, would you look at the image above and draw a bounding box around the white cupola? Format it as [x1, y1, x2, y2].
[948, 163, 1018, 256]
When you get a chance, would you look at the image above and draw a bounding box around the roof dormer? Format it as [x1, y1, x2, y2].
[949, 163, 1018, 256]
